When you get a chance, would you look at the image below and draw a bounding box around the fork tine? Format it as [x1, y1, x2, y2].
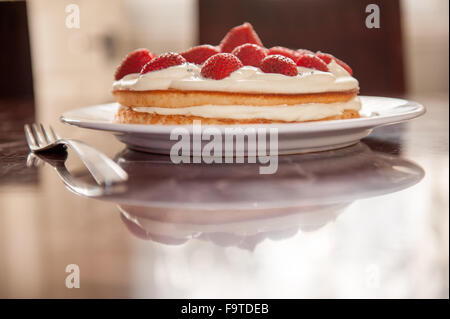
[49, 125, 60, 140]
[24, 124, 37, 149]
[40, 124, 54, 143]
[26, 151, 36, 167]
[29, 154, 39, 167]
[31, 123, 46, 147]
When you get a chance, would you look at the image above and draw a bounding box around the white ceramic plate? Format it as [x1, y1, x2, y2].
[61, 96, 425, 154]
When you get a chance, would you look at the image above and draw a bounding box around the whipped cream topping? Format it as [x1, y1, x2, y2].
[131, 97, 361, 122]
[113, 60, 359, 94]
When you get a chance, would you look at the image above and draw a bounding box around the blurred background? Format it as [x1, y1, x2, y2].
[1, 0, 449, 112]
[0, 0, 448, 298]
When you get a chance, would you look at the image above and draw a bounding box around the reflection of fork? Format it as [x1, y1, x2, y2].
[25, 123, 127, 196]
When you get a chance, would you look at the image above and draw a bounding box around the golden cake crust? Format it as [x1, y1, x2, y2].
[112, 89, 358, 108]
[115, 106, 360, 124]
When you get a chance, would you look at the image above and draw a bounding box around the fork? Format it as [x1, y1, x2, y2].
[26, 151, 126, 196]
[24, 123, 128, 186]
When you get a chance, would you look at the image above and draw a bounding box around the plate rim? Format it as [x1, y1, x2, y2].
[60, 95, 426, 134]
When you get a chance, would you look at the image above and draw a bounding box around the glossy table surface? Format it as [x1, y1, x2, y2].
[0, 94, 448, 298]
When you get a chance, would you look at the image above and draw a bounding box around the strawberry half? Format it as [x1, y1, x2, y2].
[219, 22, 263, 53]
[267, 46, 299, 63]
[296, 54, 328, 72]
[201, 53, 243, 80]
[141, 52, 186, 74]
[114, 48, 154, 80]
[260, 55, 298, 76]
[231, 43, 267, 67]
[180, 45, 220, 65]
[316, 52, 353, 75]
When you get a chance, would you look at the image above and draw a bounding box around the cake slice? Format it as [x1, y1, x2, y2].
[112, 23, 360, 124]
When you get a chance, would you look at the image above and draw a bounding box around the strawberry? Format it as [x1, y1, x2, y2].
[260, 55, 298, 76]
[231, 43, 267, 67]
[201, 53, 243, 80]
[114, 48, 154, 80]
[267, 46, 299, 62]
[296, 54, 328, 72]
[316, 52, 353, 75]
[141, 52, 186, 74]
[219, 22, 263, 53]
[180, 45, 220, 65]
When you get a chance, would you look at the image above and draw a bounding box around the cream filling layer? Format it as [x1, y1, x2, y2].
[131, 97, 361, 122]
[113, 60, 359, 94]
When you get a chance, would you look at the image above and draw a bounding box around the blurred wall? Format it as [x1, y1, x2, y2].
[123, 0, 197, 54]
[27, 0, 197, 116]
[198, 0, 405, 96]
[27, 0, 448, 124]
[27, 0, 196, 153]
[402, 0, 449, 94]
[0, 1, 34, 99]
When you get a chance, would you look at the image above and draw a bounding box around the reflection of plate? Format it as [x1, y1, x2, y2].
[119, 203, 351, 249]
[97, 142, 424, 209]
[61, 96, 425, 154]
[67, 141, 424, 248]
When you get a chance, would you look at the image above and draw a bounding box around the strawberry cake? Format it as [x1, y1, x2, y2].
[112, 22, 360, 124]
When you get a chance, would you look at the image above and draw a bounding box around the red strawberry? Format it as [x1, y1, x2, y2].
[231, 43, 267, 67]
[267, 46, 299, 62]
[141, 52, 186, 74]
[219, 22, 263, 53]
[296, 54, 328, 72]
[297, 48, 314, 56]
[260, 55, 298, 76]
[180, 45, 220, 65]
[114, 48, 154, 80]
[201, 53, 243, 80]
[316, 52, 353, 75]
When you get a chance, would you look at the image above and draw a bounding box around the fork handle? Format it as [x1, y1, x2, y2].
[60, 138, 128, 186]
[53, 164, 126, 196]
[54, 165, 105, 196]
